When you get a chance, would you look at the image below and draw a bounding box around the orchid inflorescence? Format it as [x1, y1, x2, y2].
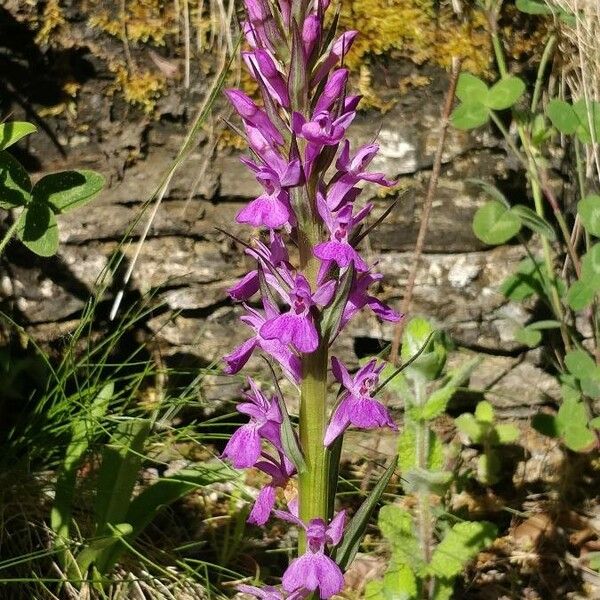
[220, 0, 401, 597]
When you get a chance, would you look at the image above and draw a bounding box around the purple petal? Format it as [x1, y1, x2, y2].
[327, 510, 346, 546]
[261, 313, 319, 354]
[313, 241, 368, 272]
[302, 14, 321, 58]
[222, 424, 261, 468]
[313, 30, 358, 84]
[236, 193, 293, 229]
[223, 337, 258, 374]
[282, 553, 345, 598]
[312, 279, 336, 306]
[228, 270, 259, 301]
[331, 357, 353, 389]
[248, 484, 276, 525]
[314, 69, 349, 114]
[323, 401, 351, 447]
[348, 397, 397, 430]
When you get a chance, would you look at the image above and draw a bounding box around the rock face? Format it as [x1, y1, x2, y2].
[0, 62, 551, 417]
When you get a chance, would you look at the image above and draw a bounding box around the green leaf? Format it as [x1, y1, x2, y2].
[565, 349, 597, 380]
[75, 523, 133, 578]
[547, 99, 579, 134]
[455, 413, 485, 443]
[556, 395, 596, 452]
[0, 121, 37, 150]
[428, 521, 497, 579]
[581, 244, 600, 286]
[567, 280, 596, 310]
[485, 76, 526, 110]
[332, 457, 398, 571]
[456, 73, 488, 103]
[589, 417, 600, 430]
[514, 326, 542, 347]
[274, 389, 306, 474]
[572, 99, 600, 144]
[500, 257, 547, 301]
[402, 467, 453, 495]
[52, 383, 114, 543]
[477, 452, 501, 485]
[321, 262, 354, 341]
[125, 463, 236, 539]
[578, 194, 600, 237]
[451, 101, 490, 130]
[475, 400, 494, 423]
[401, 318, 447, 381]
[94, 419, 150, 534]
[16, 202, 59, 257]
[516, 0, 552, 14]
[473, 200, 521, 245]
[381, 564, 418, 600]
[378, 505, 422, 569]
[465, 178, 509, 205]
[510, 204, 556, 240]
[0, 150, 32, 208]
[32, 169, 104, 213]
[495, 423, 520, 444]
[420, 385, 457, 421]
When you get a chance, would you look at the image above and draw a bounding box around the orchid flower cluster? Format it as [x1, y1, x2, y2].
[220, 1, 401, 597]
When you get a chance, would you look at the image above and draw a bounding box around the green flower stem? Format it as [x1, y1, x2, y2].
[415, 380, 433, 599]
[298, 219, 330, 555]
[0, 210, 23, 256]
[531, 35, 557, 113]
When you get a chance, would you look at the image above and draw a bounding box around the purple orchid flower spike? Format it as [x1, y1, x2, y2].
[314, 193, 372, 271]
[223, 301, 301, 383]
[225, 89, 284, 147]
[248, 454, 296, 526]
[222, 379, 283, 468]
[340, 271, 402, 329]
[324, 358, 397, 446]
[260, 274, 335, 353]
[273, 510, 346, 599]
[327, 140, 396, 211]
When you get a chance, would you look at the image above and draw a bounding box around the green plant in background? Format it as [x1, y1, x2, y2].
[455, 401, 519, 485]
[366, 318, 496, 599]
[0, 120, 104, 256]
[452, 0, 600, 456]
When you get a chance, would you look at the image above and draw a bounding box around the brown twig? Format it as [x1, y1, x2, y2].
[388, 57, 463, 365]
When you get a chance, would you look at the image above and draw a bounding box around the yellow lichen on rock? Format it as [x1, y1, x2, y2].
[339, 0, 493, 76]
[110, 64, 167, 115]
[35, 0, 66, 46]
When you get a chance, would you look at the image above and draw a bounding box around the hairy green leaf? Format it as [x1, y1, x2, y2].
[510, 204, 556, 240]
[547, 99, 578, 134]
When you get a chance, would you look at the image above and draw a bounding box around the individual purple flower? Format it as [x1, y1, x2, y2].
[340, 271, 402, 329]
[225, 89, 284, 147]
[302, 14, 321, 59]
[324, 358, 397, 446]
[274, 510, 346, 599]
[228, 232, 290, 302]
[313, 30, 358, 84]
[260, 274, 335, 353]
[313, 194, 372, 271]
[292, 110, 355, 147]
[244, 49, 290, 108]
[327, 141, 396, 210]
[223, 301, 301, 383]
[235, 153, 303, 229]
[222, 379, 283, 468]
[313, 69, 349, 114]
[248, 454, 295, 525]
[241, 0, 282, 52]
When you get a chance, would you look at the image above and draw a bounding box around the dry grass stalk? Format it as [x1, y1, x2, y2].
[545, 0, 600, 182]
